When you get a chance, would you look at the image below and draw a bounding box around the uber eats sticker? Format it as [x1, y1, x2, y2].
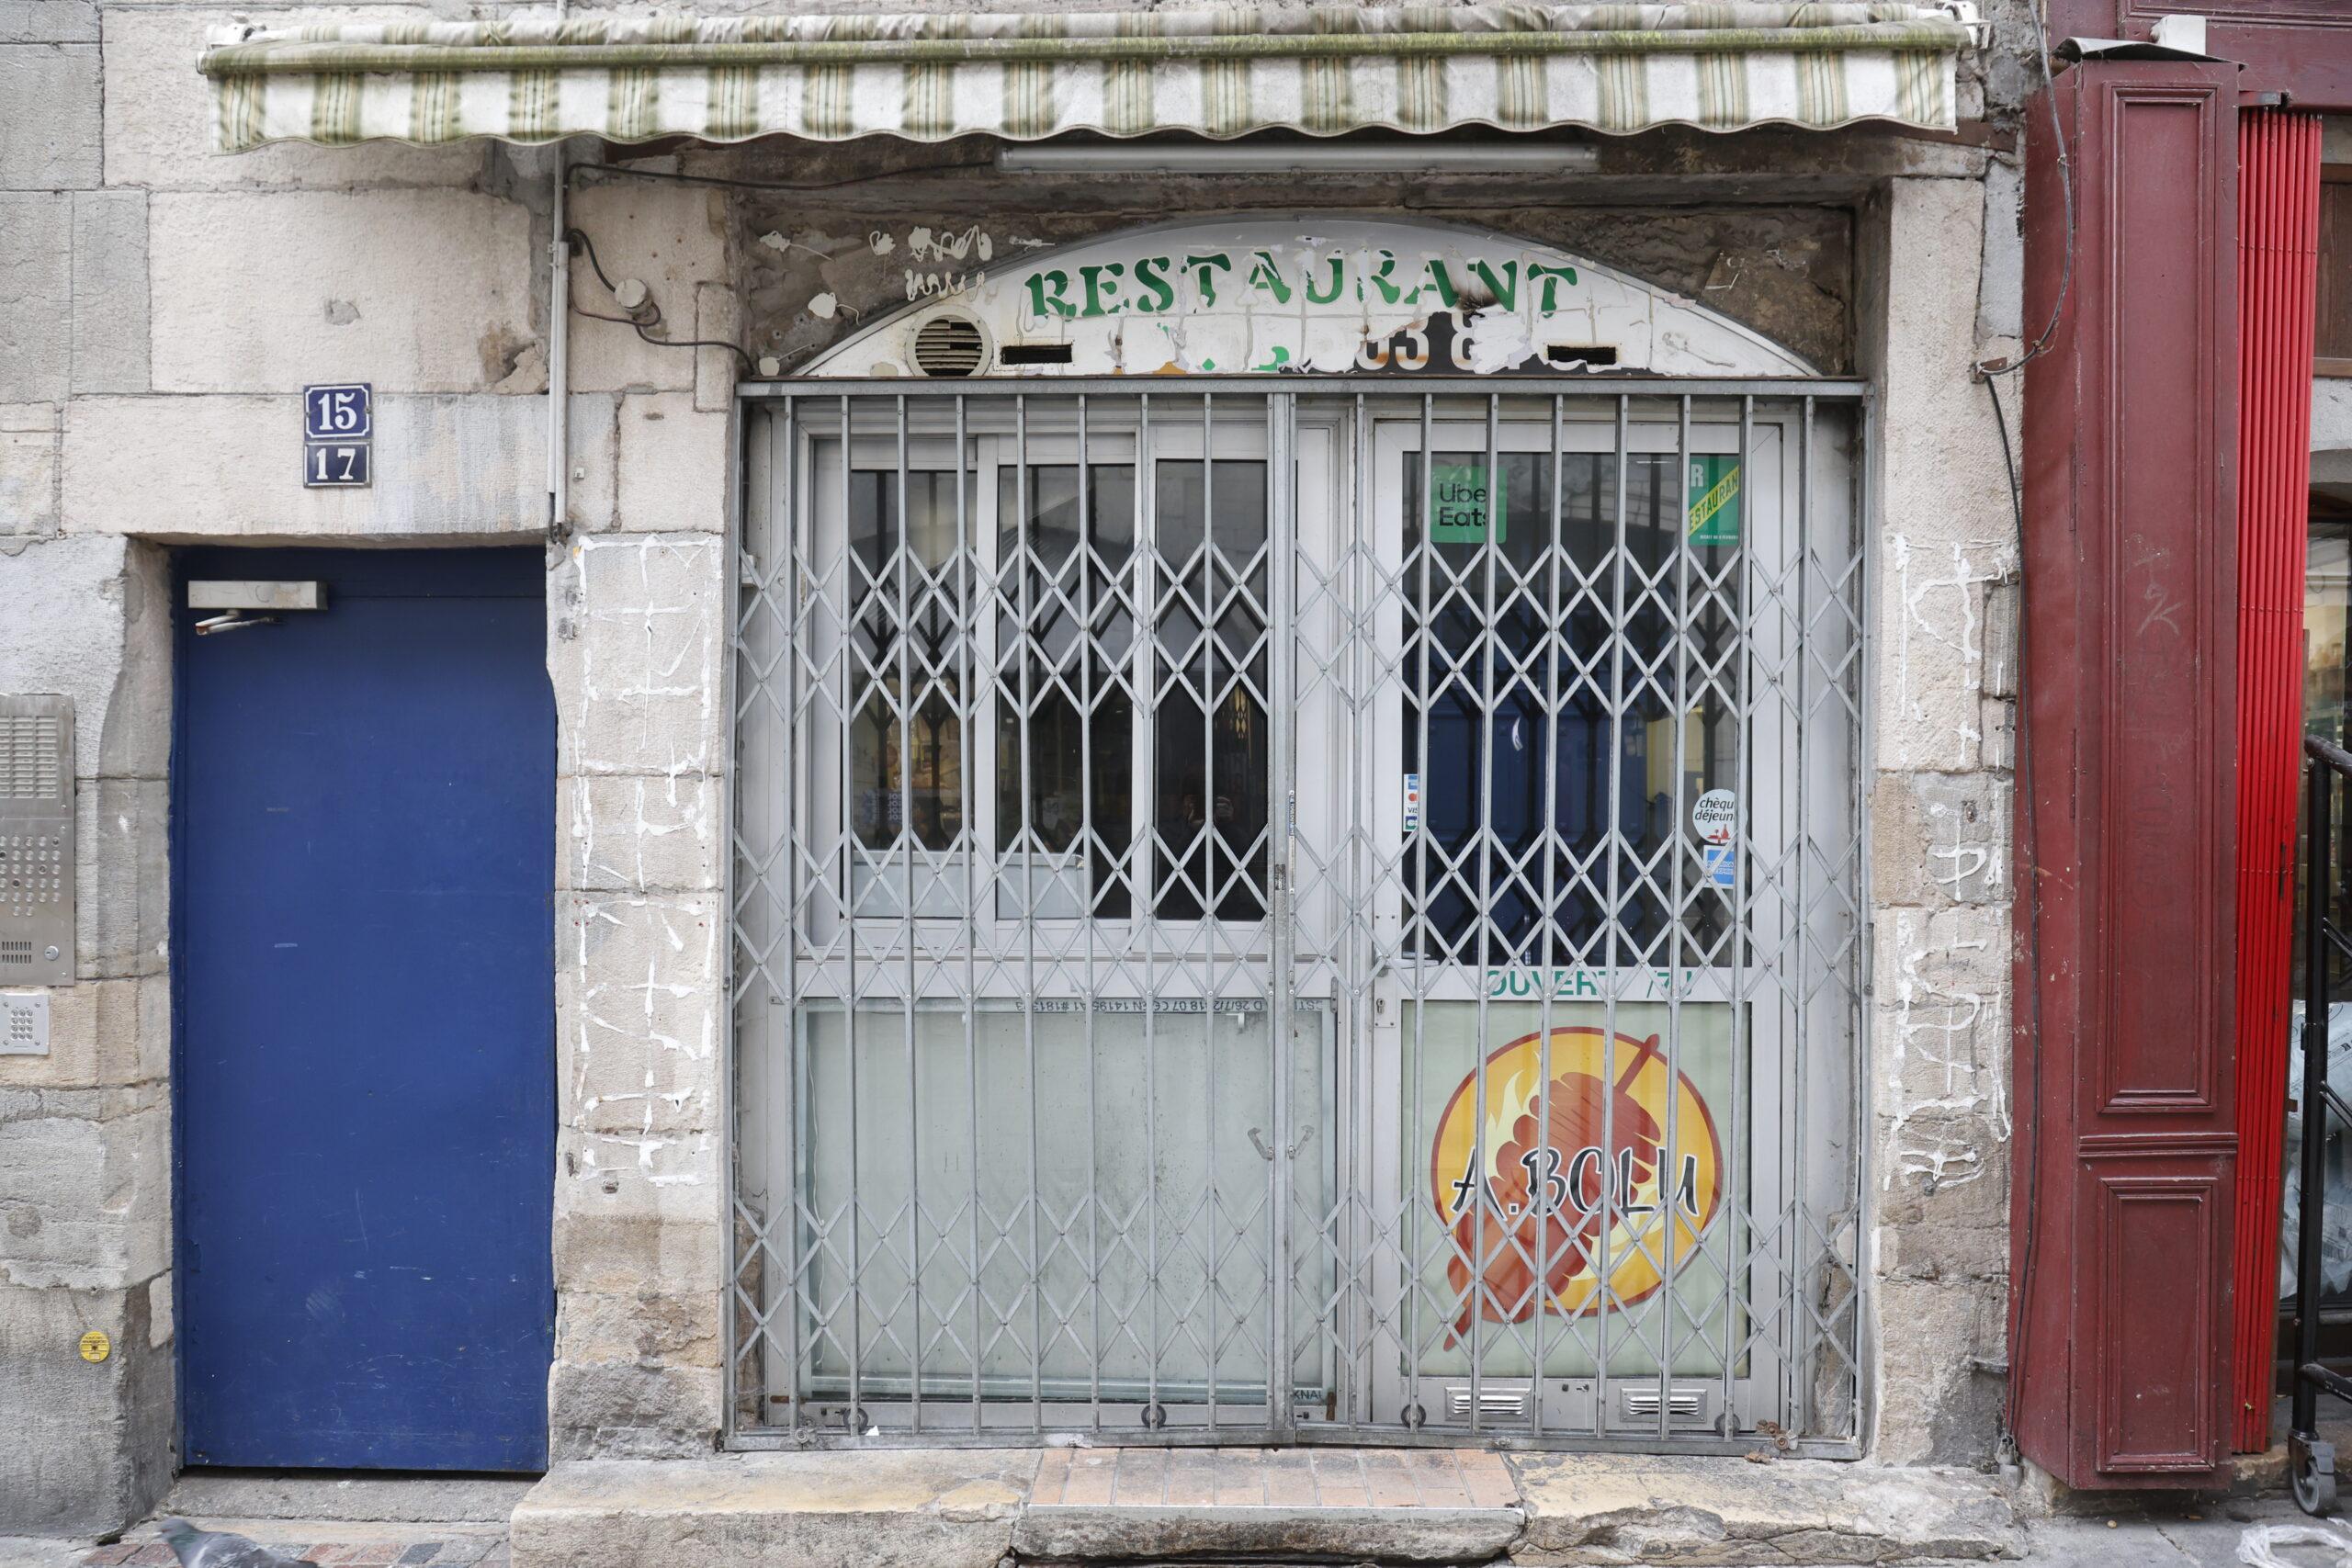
[1431, 462, 1505, 543]
[1688, 456, 1739, 547]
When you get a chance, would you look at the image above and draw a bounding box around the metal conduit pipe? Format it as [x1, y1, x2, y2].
[548, 144, 569, 537]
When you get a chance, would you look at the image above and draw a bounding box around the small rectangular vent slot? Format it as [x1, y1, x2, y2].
[999, 344, 1077, 366]
[1, 941, 29, 964]
[0, 716, 61, 802]
[1445, 1386, 1529, 1421]
[1621, 1385, 1707, 1420]
[1544, 344, 1619, 367]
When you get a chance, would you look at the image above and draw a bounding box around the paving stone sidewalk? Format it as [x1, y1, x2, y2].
[77, 1540, 506, 1566]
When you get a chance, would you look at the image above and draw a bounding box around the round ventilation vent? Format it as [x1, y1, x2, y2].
[912, 314, 987, 378]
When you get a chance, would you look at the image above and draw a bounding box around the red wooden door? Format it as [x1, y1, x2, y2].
[2015, 60, 2240, 1487]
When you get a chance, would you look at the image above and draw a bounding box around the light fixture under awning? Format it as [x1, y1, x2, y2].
[200, 4, 1975, 153]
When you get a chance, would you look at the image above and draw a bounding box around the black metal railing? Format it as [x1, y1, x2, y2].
[2293, 734, 2352, 1513]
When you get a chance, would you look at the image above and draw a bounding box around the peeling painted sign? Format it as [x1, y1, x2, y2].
[798, 219, 1816, 381]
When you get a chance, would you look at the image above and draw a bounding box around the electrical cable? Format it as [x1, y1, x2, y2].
[1979, 0, 2075, 378]
[1963, 0, 2073, 1452]
[562, 225, 756, 367]
[567, 156, 994, 196]
[1984, 367, 2047, 1455]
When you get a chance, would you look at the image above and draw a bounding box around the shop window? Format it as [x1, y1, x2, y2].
[2318, 166, 2352, 377]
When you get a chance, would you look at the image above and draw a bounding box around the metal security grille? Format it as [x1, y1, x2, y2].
[731, 381, 1866, 1454]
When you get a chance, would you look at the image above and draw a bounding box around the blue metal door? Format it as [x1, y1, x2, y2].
[175, 547, 555, 1471]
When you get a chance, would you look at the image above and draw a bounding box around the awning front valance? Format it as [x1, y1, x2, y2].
[200, 5, 1975, 154]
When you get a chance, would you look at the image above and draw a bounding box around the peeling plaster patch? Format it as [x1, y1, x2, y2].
[1462, 305, 1537, 375]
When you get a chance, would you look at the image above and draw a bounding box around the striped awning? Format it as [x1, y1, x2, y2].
[200, 5, 1975, 154]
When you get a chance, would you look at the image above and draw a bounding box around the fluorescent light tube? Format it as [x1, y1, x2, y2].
[996, 143, 1599, 175]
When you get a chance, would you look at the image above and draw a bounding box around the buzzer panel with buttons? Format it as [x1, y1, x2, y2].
[0, 695, 74, 986]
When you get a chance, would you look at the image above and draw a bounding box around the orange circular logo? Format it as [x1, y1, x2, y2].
[1430, 1027, 1724, 1332]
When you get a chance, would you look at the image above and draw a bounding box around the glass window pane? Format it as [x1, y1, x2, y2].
[1400, 448, 1737, 964]
[1153, 459, 1269, 922]
[849, 470, 968, 854]
[996, 464, 1138, 918]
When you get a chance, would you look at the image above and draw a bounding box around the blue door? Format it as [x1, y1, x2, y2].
[175, 547, 555, 1472]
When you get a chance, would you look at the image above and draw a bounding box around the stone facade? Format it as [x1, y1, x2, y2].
[2, 0, 2047, 1536]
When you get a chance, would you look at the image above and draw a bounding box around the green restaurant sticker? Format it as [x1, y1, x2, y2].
[1430, 463, 1504, 543]
[1428, 457, 1736, 547]
[1688, 456, 1740, 547]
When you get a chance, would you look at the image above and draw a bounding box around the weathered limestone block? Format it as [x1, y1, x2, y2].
[548, 1135, 725, 1461]
[1871, 177, 2014, 776]
[551, 534, 727, 778]
[0, 1277, 173, 1535]
[0, 976, 164, 1093]
[151, 189, 536, 394]
[548, 1359, 728, 1461]
[0, 532, 131, 775]
[1870, 772, 2011, 908]
[566, 180, 729, 395]
[1873, 905, 2013, 1203]
[1874, 1274, 2010, 1469]
[78, 776, 169, 981]
[0, 402, 57, 533]
[510, 1452, 1030, 1568]
[1508, 1451, 2013, 1563]
[0, 193, 70, 405]
[0, 1086, 169, 1292]
[616, 391, 731, 533]
[557, 1283, 723, 1371]
[561, 392, 621, 535]
[63, 393, 547, 537]
[552, 1140, 721, 1298]
[0, 41, 99, 189]
[695, 281, 743, 412]
[72, 188, 149, 393]
[564, 773, 720, 895]
[100, 8, 488, 191]
[560, 892, 723, 1138]
[0, 1, 96, 44]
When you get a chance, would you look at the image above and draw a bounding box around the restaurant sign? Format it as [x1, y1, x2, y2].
[806, 218, 1815, 381]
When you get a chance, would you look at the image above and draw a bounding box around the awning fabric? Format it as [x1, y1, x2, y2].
[201, 5, 1973, 154]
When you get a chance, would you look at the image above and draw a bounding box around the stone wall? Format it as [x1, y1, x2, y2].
[1860, 175, 2022, 1467]
[0, 0, 2030, 1533]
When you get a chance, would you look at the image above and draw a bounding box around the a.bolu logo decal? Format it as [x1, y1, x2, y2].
[1430, 1027, 1723, 1337]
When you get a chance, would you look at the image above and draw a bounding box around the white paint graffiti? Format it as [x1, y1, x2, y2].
[907, 224, 993, 264]
[906, 268, 984, 301]
[559, 535, 725, 1190]
[1883, 907, 2011, 1192]
[1887, 533, 2011, 771]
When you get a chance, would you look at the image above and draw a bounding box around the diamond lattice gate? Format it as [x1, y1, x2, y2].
[731, 382, 1867, 1453]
